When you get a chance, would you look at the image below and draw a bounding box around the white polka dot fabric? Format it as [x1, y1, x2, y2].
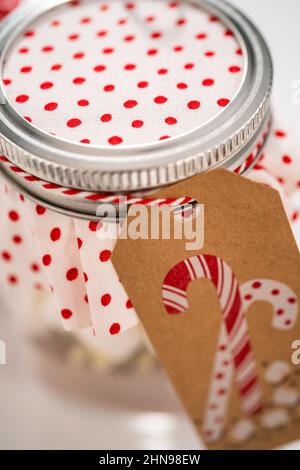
[1, 120, 299, 336]
[2, 0, 244, 146]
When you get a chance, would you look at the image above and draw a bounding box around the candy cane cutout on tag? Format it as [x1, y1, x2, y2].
[203, 279, 299, 442]
[162, 255, 263, 444]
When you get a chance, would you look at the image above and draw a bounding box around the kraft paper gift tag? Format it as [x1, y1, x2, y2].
[113, 169, 300, 450]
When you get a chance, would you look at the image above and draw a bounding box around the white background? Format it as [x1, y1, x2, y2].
[0, 0, 299, 450]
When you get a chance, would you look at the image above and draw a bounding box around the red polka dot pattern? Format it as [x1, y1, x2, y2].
[3, 0, 243, 146]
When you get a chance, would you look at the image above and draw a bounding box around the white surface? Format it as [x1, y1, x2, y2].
[0, 0, 300, 450]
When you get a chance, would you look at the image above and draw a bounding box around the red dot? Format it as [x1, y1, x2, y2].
[184, 63, 194, 69]
[73, 77, 86, 84]
[275, 130, 286, 138]
[77, 238, 83, 249]
[236, 48, 243, 55]
[219, 344, 226, 351]
[101, 113, 112, 122]
[20, 66, 32, 73]
[51, 20, 60, 27]
[103, 47, 114, 54]
[61, 309, 73, 320]
[158, 68, 168, 75]
[218, 388, 226, 396]
[81, 17, 91, 24]
[101, 294, 111, 306]
[77, 99, 89, 107]
[154, 95, 167, 104]
[1, 251, 12, 262]
[177, 82, 187, 89]
[40, 82, 53, 90]
[99, 250, 112, 262]
[292, 211, 299, 222]
[89, 221, 102, 232]
[80, 139, 90, 144]
[132, 120, 144, 128]
[67, 118, 82, 128]
[109, 323, 121, 335]
[288, 297, 296, 304]
[147, 48, 158, 56]
[19, 48, 29, 54]
[73, 52, 85, 59]
[176, 18, 186, 26]
[277, 309, 284, 316]
[31, 263, 40, 272]
[104, 84, 115, 92]
[84, 272, 88, 283]
[8, 275, 18, 285]
[271, 289, 280, 296]
[196, 33, 207, 40]
[125, 2, 135, 10]
[51, 64, 62, 71]
[124, 99, 137, 108]
[282, 155, 292, 164]
[97, 29, 108, 37]
[42, 45, 54, 53]
[50, 227, 61, 242]
[188, 100, 200, 109]
[225, 29, 234, 36]
[44, 102, 58, 111]
[94, 64, 106, 72]
[12, 235, 22, 244]
[159, 135, 170, 140]
[126, 299, 133, 309]
[108, 136, 123, 145]
[217, 98, 230, 107]
[9, 211, 19, 221]
[3, 79, 11, 86]
[244, 294, 252, 301]
[229, 66, 241, 73]
[124, 34, 135, 42]
[66, 268, 78, 281]
[205, 51, 215, 57]
[202, 78, 214, 86]
[24, 30, 35, 37]
[100, 3, 109, 11]
[252, 281, 262, 289]
[165, 116, 177, 125]
[16, 95, 29, 103]
[68, 33, 79, 41]
[124, 63, 136, 70]
[151, 31, 162, 39]
[42, 254, 52, 266]
[137, 81, 148, 88]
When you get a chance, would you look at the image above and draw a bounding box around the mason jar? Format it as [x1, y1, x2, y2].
[0, 0, 275, 437]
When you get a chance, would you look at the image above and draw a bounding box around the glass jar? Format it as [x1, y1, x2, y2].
[0, 0, 274, 447]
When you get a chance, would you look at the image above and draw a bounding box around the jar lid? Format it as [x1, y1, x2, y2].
[0, 0, 272, 193]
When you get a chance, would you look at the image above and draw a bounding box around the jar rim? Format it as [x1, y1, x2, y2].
[0, 0, 272, 193]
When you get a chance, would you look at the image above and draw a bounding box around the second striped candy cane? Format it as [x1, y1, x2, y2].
[162, 254, 263, 443]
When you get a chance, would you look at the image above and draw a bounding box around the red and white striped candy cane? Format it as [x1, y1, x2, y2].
[205, 279, 298, 442]
[162, 254, 263, 443]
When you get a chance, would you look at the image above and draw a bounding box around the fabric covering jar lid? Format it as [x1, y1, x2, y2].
[0, 0, 272, 198]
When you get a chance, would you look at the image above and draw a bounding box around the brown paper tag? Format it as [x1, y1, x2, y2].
[113, 169, 300, 450]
